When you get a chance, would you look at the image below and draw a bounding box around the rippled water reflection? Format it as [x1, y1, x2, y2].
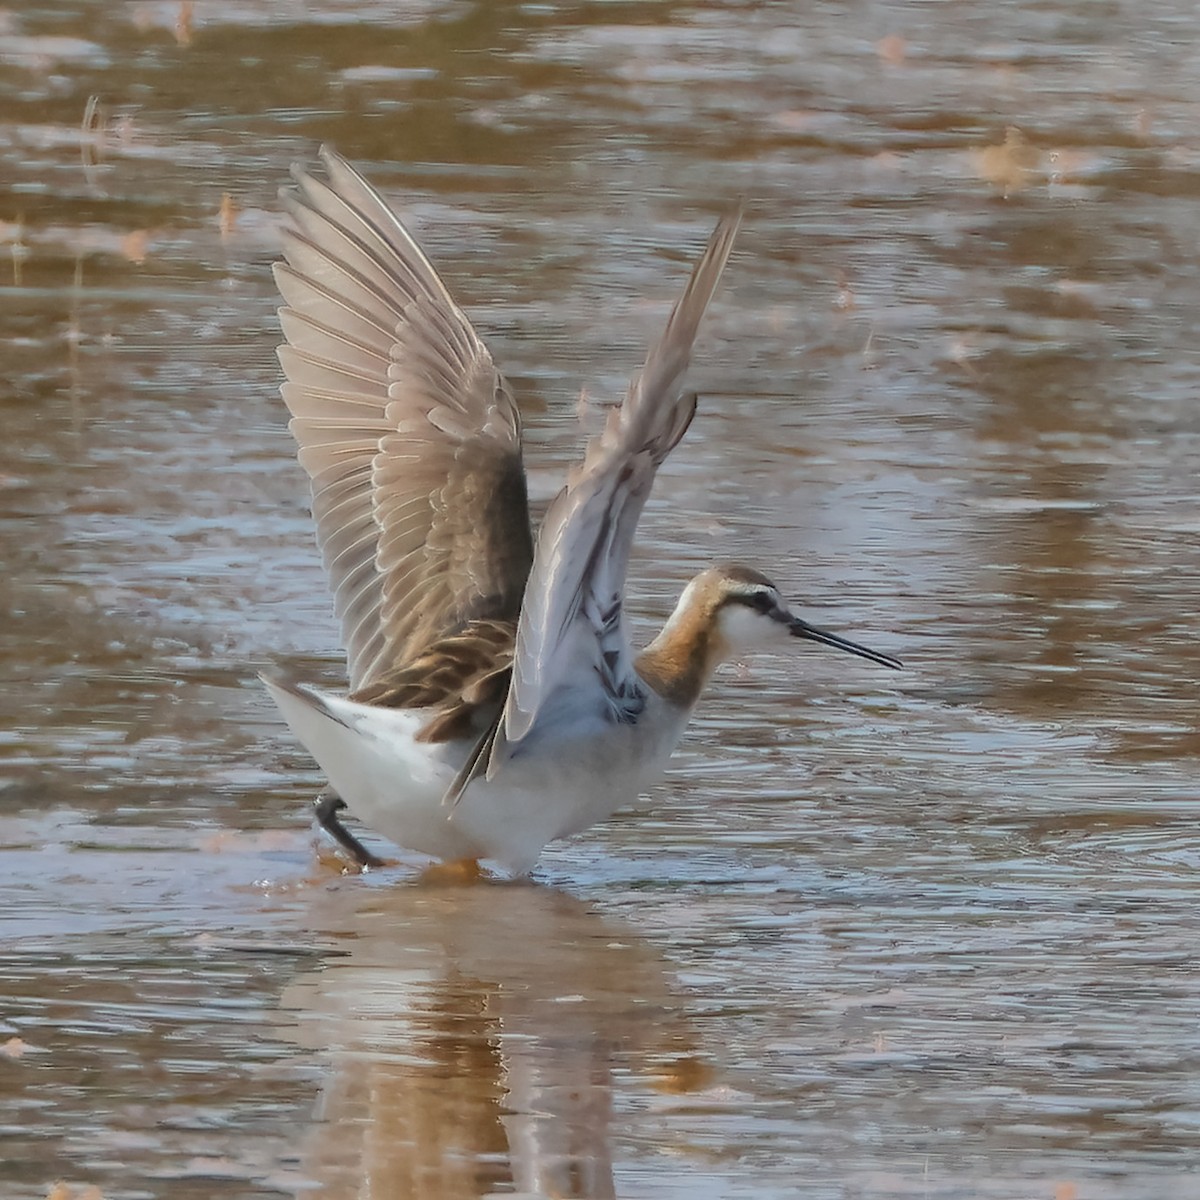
[2, 1, 1199, 1197]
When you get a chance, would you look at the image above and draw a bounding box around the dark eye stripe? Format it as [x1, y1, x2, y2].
[733, 590, 774, 613]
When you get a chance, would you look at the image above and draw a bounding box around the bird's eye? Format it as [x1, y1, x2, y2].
[750, 590, 774, 613]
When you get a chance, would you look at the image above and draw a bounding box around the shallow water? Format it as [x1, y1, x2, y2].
[2, 2, 1199, 1197]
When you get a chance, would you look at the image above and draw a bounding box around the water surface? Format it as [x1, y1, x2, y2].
[2, 2, 1198, 1197]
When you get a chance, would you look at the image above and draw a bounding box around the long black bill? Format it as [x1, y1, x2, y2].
[788, 617, 902, 670]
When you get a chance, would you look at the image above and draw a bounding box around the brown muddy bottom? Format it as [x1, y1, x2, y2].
[2, 2, 1199, 1197]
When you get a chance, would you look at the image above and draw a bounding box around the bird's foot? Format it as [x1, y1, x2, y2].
[418, 857, 491, 886]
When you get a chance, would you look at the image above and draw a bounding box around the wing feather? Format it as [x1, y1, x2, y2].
[275, 264, 397, 347]
[477, 209, 740, 781]
[275, 146, 534, 695]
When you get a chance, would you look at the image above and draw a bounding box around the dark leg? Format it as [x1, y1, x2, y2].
[314, 790, 387, 870]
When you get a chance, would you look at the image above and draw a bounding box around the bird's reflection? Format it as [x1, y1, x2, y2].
[279, 881, 706, 1198]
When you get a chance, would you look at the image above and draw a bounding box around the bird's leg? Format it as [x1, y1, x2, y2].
[314, 790, 388, 870]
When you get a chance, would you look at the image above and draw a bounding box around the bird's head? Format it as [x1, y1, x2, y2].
[700, 564, 901, 669]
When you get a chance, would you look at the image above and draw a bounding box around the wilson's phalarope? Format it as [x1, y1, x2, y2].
[262, 147, 901, 875]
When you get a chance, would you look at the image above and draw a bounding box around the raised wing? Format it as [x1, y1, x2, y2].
[468, 209, 741, 786]
[275, 147, 534, 699]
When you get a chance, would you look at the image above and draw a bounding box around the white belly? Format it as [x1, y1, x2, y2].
[263, 678, 688, 874]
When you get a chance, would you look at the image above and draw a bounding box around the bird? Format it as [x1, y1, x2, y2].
[261, 146, 901, 877]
